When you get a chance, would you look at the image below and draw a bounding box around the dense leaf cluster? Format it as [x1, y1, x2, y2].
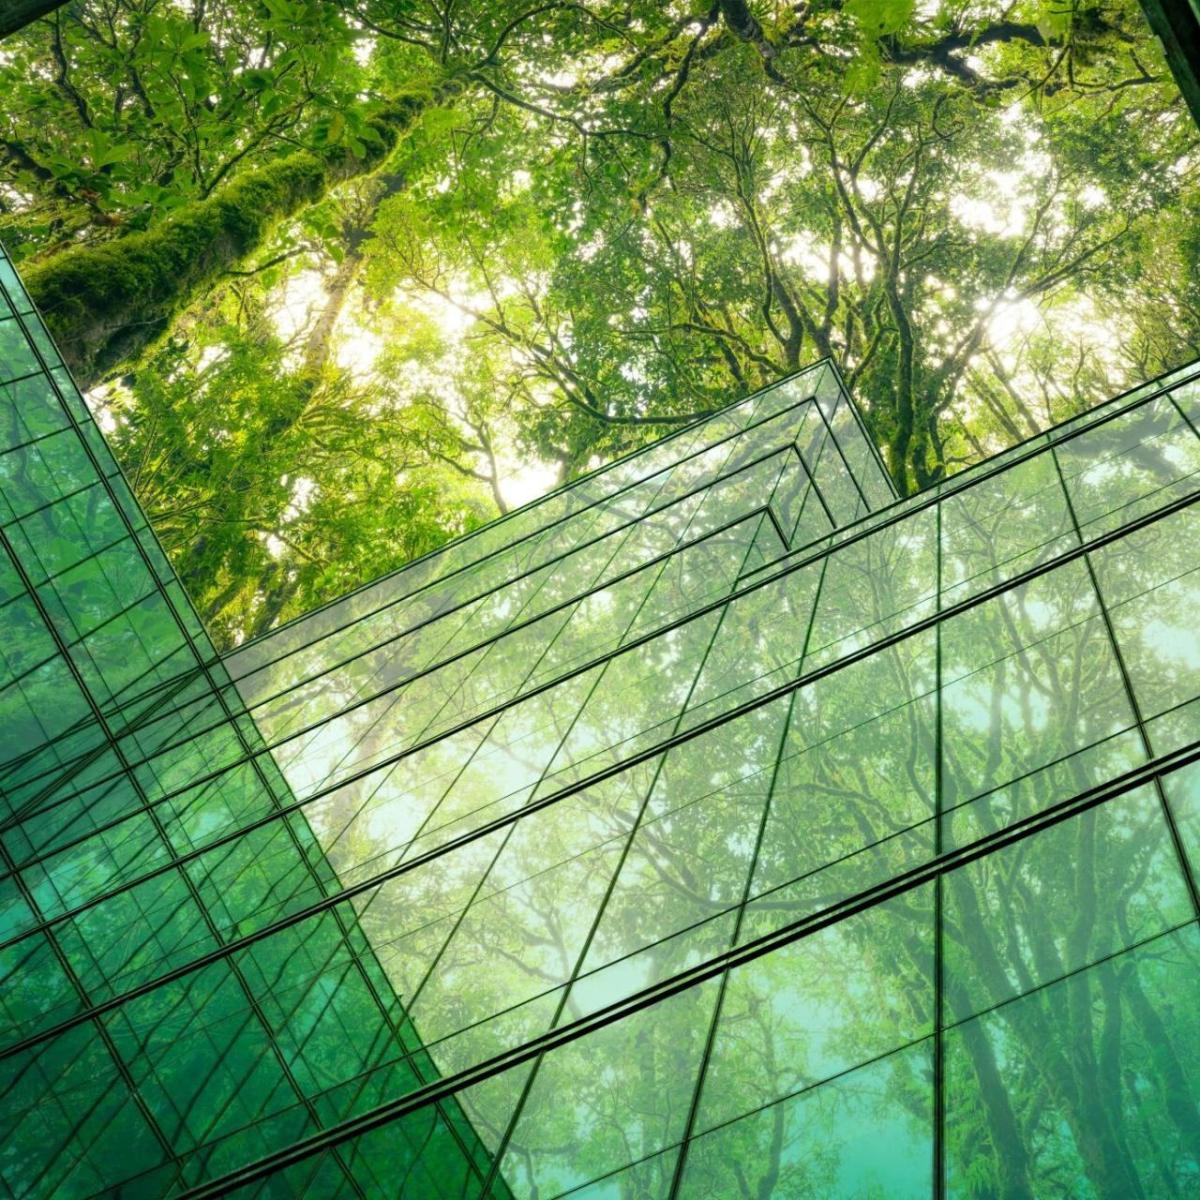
[0, 0, 1197, 642]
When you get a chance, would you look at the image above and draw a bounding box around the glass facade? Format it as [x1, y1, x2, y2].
[2, 232, 1200, 1198]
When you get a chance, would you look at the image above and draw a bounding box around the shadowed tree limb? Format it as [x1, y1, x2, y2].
[0, 0, 73, 39]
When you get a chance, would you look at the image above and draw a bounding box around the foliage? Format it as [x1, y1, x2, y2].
[0, 0, 1198, 643]
[95, 295, 494, 644]
[0, 0, 365, 249]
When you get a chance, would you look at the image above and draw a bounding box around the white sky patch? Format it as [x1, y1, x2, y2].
[283, 475, 316, 520]
[1040, 295, 1128, 373]
[90, 390, 120, 435]
[951, 183, 1029, 237]
[410, 287, 481, 338]
[196, 344, 227, 373]
[272, 268, 327, 350]
[961, 288, 1133, 442]
[576, 233, 605, 262]
[500, 458, 560, 510]
[780, 236, 871, 284]
[780, 234, 823, 277]
[900, 65, 930, 89]
[708, 202, 738, 229]
[760, 168, 788, 202]
[985, 295, 1042, 344]
[262, 476, 317, 560]
[335, 324, 384, 377]
[272, 267, 390, 376]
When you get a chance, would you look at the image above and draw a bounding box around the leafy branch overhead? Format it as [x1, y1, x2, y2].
[0, 0, 1197, 643]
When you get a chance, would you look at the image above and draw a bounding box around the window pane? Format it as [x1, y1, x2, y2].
[944, 784, 1194, 1022]
[1091, 505, 1200, 756]
[940, 559, 1139, 841]
[944, 924, 1200, 1198]
[697, 887, 934, 1134]
[679, 1041, 933, 1200]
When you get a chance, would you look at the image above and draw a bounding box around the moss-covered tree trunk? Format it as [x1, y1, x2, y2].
[0, 0, 72, 40]
[23, 89, 457, 391]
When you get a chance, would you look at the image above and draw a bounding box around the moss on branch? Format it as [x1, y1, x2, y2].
[24, 107, 412, 390]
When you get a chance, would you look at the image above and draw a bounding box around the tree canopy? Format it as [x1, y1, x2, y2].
[1, 0, 1197, 644]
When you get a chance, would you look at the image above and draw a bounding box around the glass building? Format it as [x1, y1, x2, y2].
[3, 228, 1200, 1199]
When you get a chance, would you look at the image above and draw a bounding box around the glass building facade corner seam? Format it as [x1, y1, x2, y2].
[3, 234, 1200, 1199]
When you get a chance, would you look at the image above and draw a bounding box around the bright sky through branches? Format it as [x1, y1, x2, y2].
[4, 0, 1196, 644]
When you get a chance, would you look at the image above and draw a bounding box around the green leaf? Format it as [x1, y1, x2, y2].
[846, 0, 915, 36]
[1035, 1, 1073, 42]
[843, 48, 881, 95]
[240, 69, 271, 93]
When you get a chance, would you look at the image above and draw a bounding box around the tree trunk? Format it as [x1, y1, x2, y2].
[954, 1012, 1036, 1199]
[298, 171, 405, 379]
[0, 0, 72, 39]
[23, 89, 454, 390]
[1123, 959, 1200, 1171]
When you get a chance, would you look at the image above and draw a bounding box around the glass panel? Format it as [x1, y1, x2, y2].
[1162, 760, 1200, 894]
[944, 924, 1200, 1198]
[804, 507, 937, 669]
[0, 1025, 173, 1199]
[1055, 394, 1200, 538]
[1090, 504, 1200, 756]
[679, 1041, 933, 1200]
[497, 980, 718, 1199]
[940, 559, 1140, 843]
[944, 785, 1194, 1023]
[744, 634, 937, 930]
[697, 887, 934, 1134]
[940, 451, 1077, 606]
